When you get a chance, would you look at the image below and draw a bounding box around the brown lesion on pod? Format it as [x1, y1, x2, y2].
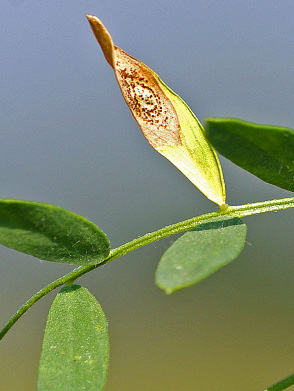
[114, 47, 182, 149]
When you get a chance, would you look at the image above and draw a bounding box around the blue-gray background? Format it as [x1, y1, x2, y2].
[1, 1, 294, 390]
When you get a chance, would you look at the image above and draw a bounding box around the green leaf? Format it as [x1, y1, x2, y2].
[37, 285, 109, 391]
[155, 216, 247, 294]
[0, 199, 110, 265]
[205, 117, 294, 192]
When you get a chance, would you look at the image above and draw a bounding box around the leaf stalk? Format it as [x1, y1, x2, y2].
[1, 196, 293, 341]
[264, 373, 294, 391]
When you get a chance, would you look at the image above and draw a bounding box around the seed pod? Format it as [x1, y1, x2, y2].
[86, 15, 226, 207]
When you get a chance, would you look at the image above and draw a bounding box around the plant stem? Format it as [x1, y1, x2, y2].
[264, 373, 294, 391]
[1, 196, 293, 341]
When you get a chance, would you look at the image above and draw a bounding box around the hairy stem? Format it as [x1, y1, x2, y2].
[1, 196, 293, 341]
[264, 373, 294, 391]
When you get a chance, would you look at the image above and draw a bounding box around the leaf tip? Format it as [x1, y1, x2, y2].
[86, 14, 115, 68]
[155, 280, 174, 295]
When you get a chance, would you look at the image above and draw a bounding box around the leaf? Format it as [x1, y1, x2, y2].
[86, 15, 226, 207]
[37, 285, 109, 391]
[205, 117, 294, 192]
[155, 216, 247, 294]
[0, 199, 110, 265]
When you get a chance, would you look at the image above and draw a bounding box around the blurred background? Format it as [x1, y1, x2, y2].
[1, 1, 294, 390]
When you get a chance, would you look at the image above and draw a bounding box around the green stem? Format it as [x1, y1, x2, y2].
[1, 196, 293, 341]
[264, 373, 294, 391]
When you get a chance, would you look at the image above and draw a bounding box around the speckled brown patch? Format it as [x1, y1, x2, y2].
[114, 46, 182, 148]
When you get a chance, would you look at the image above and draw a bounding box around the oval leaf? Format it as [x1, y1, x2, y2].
[37, 285, 109, 391]
[86, 15, 226, 207]
[0, 199, 110, 265]
[155, 216, 247, 294]
[205, 117, 294, 192]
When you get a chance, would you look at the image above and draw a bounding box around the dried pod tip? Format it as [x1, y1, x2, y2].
[86, 14, 115, 68]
